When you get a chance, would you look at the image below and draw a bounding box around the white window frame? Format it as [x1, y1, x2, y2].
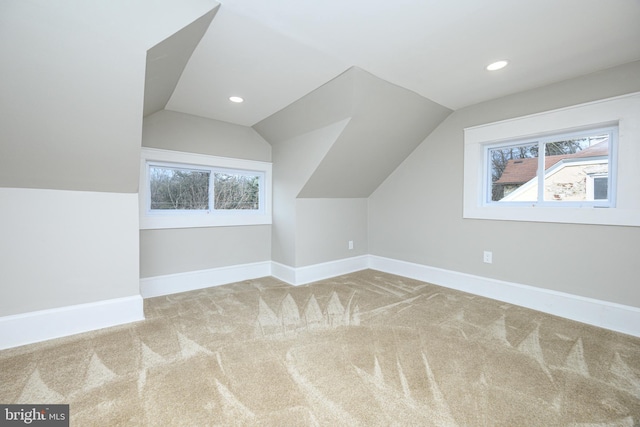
[140, 148, 272, 229]
[483, 125, 617, 208]
[463, 92, 640, 227]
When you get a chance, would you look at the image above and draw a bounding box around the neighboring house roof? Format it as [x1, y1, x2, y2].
[568, 140, 609, 158]
[495, 140, 608, 185]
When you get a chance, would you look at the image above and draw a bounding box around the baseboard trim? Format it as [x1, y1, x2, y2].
[0, 295, 144, 350]
[369, 255, 640, 337]
[5, 255, 636, 350]
[270, 261, 297, 285]
[140, 261, 272, 298]
[271, 255, 369, 286]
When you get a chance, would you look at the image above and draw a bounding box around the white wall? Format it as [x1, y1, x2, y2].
[369, 61, 640, 309]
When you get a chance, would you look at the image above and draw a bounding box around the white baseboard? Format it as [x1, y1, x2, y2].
[369, 255, 640, 338]
[5, 255, 636, 350]
[270, 261, 297, 285]
[0, 296, 144, 350]
[141, 257, 368, 296]
[271, 255, 369, 286]
[140, 261, 272, 298]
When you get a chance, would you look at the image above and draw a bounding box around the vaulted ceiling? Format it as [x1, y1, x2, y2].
[147, 0, 640, 127]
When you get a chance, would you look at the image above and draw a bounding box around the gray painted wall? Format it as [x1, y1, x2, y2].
[0, 189, 139, 316]
[262, 68, 450, 268]
[296, 198, 368, 266]
[0, 1, 163, 316]
[140, 225, 271, 278]
[270, 125, 370, 268]
[140, 110, 272, 277]
[143, 110, 272, 161]
[0, 2, 143, 193]
[369, 61, 640, 308]
[271, 121, 348, 266]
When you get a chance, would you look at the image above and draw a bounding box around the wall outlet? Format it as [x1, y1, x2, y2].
[348, 240, 354, 250]
[483, 251, 493, 264]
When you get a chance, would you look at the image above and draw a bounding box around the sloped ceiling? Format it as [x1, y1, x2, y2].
[299, 69, 451, 198]
[142, 0, 640, 198]
[254, 68, 452, 198]
[163, 0, 640, 127]
[251, 68, 357, 145]
[0, 0, 219, 193]
[144, 6, 219, 117]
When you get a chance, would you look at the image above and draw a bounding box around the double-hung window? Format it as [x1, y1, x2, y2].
[140, 148, 272, 229]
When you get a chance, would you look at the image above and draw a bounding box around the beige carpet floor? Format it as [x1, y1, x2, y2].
[1, 270, 639, 426]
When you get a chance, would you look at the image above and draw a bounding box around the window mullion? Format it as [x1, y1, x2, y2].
[208, 167, 215, 212]
[537, 140, 545, 205]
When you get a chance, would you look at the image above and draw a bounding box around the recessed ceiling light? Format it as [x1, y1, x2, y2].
[486, 60, 508, 71]
[229, 96, 244, 103]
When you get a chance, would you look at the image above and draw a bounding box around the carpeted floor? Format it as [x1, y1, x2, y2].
[1, 270, 639, 426]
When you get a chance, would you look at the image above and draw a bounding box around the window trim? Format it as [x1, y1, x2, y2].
[139, 148, 272, 229]
[463, 92, 640, 227]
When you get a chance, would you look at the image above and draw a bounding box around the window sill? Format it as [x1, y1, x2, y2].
[464, 205, 639, 227]
[139, 213, 272, 230]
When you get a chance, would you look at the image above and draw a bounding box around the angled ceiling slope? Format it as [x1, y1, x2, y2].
[254, 67, 452, 198]
[253, 68, 356, 144]
[144, 6, 219, 117]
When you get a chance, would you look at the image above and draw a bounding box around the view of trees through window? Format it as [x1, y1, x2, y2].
[488, 132, 610, 203]
[214, 173, 260, 210]
[150, 166, 209, 209]
[149, 165, 260, 211]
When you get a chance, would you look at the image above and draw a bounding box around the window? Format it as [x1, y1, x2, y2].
[140, 148, 272, 229]
[148, 164, 262, 212]
[486, 126, 616, 207]
[463, 92, 640, 227]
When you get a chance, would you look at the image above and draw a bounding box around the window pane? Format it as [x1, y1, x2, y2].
[149, 166, 210, 210]
[543, 134, 609, 202]
[214, 172, 260, 210]
[489, 143, 538, 202]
